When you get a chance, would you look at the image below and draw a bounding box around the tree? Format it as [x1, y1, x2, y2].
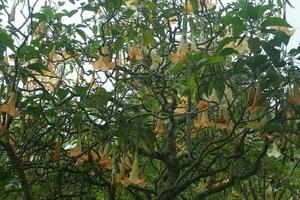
[1, 0, 300, 199]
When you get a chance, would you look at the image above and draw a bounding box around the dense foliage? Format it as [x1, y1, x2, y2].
[1, 0, 300, 199]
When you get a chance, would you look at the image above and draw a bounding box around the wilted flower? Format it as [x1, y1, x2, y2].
[169, 37, 188, 64]
[99, 143, 112, 170]
[0, 92, 21, 118]
[247, 85, 264, 113]
[118, 156, 127, 181]
[128, 44, 144, 61]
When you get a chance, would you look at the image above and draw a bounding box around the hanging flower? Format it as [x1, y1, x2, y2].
[215, 106, 233, 129]
[184, 2, 193, 15]
[99, 143, 112, 170]
[169, 37, 188, 64]
[90, 148, 99, 161]
[53, 140, 61, 162]
[191, 37, 197, 51]
[35, 22, 45, 36]
[0, 123, 5, 136]
[154, 120, 165, 135]
[118, 156, 127, 181]
[174, 96, 188, 114]
[197, 100, 210, 110]
[68, 142, 82, 156]
[68, 142, 88, 165]
[269, 26, 295, 36]
[247, 85, 264, 113]
[0, 92, 21, 118]
[125, 0, 138, 10]
[91, 56, 115, 71]
[193, 111, 215, 129]
[120, 156, 145, 188]
[128, 44, 144, 61]
[288, 85, 300, 105]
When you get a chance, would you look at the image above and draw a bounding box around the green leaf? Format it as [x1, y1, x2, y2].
[56, 88, 69, 100]
[0, 29, 14, 49]
[27, 63, 48, 73]
[143, 30, 155, 46]
[189, 0, 198, 12]
[205, 56, 224, 65]
[261, 17, 291, 28]
[212, 78, 225, 100]
[188, 72, 197, 96]
[75, 86, 88, 97]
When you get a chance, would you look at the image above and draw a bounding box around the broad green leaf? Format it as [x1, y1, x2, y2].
[261, 17, 291, 28]
[143, 30, 155, 46]
[0, 29, 14, 49]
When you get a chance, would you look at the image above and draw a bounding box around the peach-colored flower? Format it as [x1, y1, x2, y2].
[128, 44, 144, 61]
[118, 156, 127, 181]
[53, 140, 61, 161]
[125, 0, 138, 10]
[0, 123, 5, 136]
[99, 143, 112, 170]
[121, 156, 145, 188]
[193, 111, 215, 129]
[91, 56, 115, 71]
[197, 100, 210, 110]
[68, 143, 82, 157]
[215, 106, 233, 129]
[154, 120, 165, 135]
[289, 85, 300, 105]
[35, 22, 45, 36]
[169, 37, 188, 64]
[0, 92, 21, 118]
[184, 2, 193, 15]
[68, 142, 88, 165]
[269, 26, 295, 36]
[90, 148, 99, 161]
[174, 96, 188, 114]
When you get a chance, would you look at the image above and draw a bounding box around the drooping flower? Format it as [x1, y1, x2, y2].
[184, 2, 193, 15]
[91, 56, 115, 72]
[99, 143, 112, 170]
[197, 100, 210, 110]
[0, 123, 5, 136]
[53, 140, 61, 162]
[247, 85, 264, 113]
[269, 26, 295, 36]
[121, 156, 145, 188]
[174, 96, 188, 114]
[193, 111, 215, 129]
[125, 0, 138, 10]
[90, 148, 99, 161]
[154, 120, 165, 135]
[128, 44, 144, 61]
[35, 22, 45, 36]
[169, 37, 188, 64]
[215, 106, 233, 129]
[0, 92, 21, 118]
[118, 156, 127, 181]
[68, 142, 82, 157]
[288, 85, 300, 105]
